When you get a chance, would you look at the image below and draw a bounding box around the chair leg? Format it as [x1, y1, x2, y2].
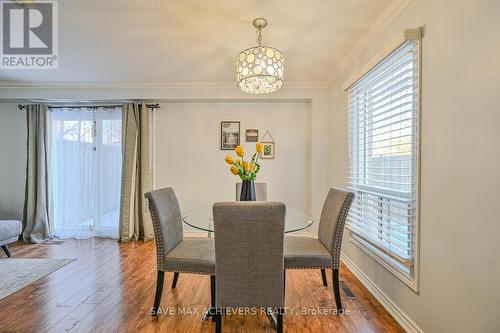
[332, 268, 342, 313]
[2, 245, 11, 257]
[276, 308, 283, 333]
[171, 272, 179, 288]
[276, 272, 285, 332]
[152, 271, 165, 316]
[210, 275, 216, 322]
[215, 309, 222, 333]
[321, 268, 328, 287]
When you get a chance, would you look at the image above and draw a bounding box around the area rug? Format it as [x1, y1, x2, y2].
[0, 258, 75, 300]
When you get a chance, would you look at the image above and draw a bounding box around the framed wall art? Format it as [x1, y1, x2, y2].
[220, 121, 240, 150]
[245, 129, 259, 142]
[260, 130, 275, 159]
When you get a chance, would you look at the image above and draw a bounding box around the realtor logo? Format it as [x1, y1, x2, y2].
[1, 0, 58, 69]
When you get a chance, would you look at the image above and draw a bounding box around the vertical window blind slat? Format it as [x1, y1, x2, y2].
[347, 40, 419, 265]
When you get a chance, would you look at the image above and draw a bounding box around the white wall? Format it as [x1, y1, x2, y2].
[0, 85, 329, 233]
[154, 101, 312, 223]
[328, 0, 500, 332]
[0, 103, 26, 220]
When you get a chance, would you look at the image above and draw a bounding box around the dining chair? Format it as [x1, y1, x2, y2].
[235, 182, 267, 201]
[284, 187, 354, 312]
[213, 202, 286, 333]
[145, 188, 216, 316]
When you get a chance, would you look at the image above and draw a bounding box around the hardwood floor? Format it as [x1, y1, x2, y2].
[0, 239, 403, 333]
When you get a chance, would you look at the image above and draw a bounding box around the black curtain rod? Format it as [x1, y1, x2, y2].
[17, 103, 160, 110]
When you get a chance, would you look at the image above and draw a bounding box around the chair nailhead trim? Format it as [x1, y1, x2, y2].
[284, 266, 330, 269]
[160, 269, 213, 275]
[331, 193, 355, 269]
[145, 193, 214, 275]
[145, 193, 168, 271]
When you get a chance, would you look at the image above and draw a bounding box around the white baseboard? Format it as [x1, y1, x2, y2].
[341, 253, 424, 333]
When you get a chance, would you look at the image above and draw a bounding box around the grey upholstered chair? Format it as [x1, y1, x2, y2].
[235, 182, 267, 201]
[213, 202, 286, 333]
[145, 188, 215, 316]
[284, 187, 354, 312]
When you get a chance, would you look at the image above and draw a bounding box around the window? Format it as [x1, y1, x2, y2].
[49, 107, 122, 239]
[347, 39, 420, 288]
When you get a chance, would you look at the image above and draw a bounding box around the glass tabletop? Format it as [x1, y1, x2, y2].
[182, 206, 314, 233]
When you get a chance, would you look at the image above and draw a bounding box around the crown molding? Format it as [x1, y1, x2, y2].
[342, 26, 422, 91]
[0, 80, 328, 90]
[0, 80, 329, 103]
[325, 0, 413, 87]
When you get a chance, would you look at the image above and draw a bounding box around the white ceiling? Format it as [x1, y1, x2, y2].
[0, 0, 399, 84]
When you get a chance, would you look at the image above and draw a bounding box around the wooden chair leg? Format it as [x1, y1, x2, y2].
[332, 268, 342, 313]
[215, 309, 222, 333]
[2, 245, 11, 257]
[152, 271, 165, 316]
[321, 268, 328, 287]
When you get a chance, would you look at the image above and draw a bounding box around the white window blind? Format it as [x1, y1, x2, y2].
[347, 40, 419, 265]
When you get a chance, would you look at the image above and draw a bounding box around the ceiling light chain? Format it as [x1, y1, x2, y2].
[256, 26, 263, 46]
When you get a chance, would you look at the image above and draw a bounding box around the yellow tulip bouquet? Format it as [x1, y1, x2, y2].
[225, 143, 263, 180]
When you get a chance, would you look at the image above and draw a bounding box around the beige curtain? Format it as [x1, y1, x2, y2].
[118, 102, 154, 242]
[23, 104, 52, 243]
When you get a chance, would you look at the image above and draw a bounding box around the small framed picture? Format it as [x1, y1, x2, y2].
[220, 121, 240, 150]
[245, 129, 259, 142]
[260, 142, 275, 159]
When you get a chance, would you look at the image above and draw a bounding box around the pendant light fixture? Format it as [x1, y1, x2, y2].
[236, 18, 284, 94]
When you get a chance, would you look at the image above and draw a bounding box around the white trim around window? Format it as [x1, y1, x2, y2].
[344, 28, 422, 292]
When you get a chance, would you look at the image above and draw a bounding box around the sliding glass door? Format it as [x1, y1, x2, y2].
[49, 107, 122, 239]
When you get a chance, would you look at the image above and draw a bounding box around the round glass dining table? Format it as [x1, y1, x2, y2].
[182, 206, 314, 233]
